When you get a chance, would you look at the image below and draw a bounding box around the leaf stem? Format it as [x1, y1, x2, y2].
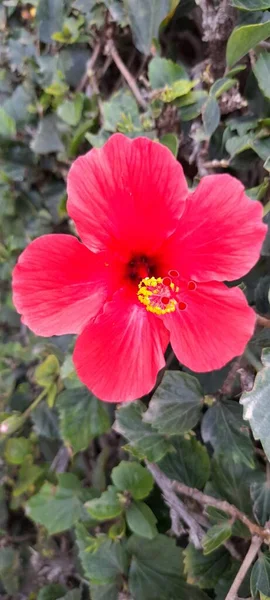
[104, 40, 148, 109]
[22, 388, 48, 420]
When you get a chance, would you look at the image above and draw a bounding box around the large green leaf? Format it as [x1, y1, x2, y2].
[125, 0, 180, 55]
[158, 436, 210, 489]
[251, 552, 270, 597]
[226, 21, 270, 67]
[26, 473, 87, 535]
[201, 399, 254, 467]
[75, 523, 128, 583]
[143, 372, 203, 435]
[111, 461, 154, 500]
[36, 0, 64, 43]
[113, 400, 172, 462]
[57, 388, 110, 454]
[184, 544, 231, 589]
[253, 51, 270, 99]
[127, 534, 209, 600]
[0, 547, 19, 595]
[148, 57, 187, 88]
[251, 478, 270, 525]
[240, 349, 270, 460]
[231, 0, 270, 9]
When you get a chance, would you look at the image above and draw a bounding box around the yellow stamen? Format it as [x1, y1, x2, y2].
[137, 276, 178, 315]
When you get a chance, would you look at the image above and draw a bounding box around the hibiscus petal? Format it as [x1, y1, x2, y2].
[73, 291, 169, 403]
[163, 282, 256, 372]
[12, 234, 118, 336]
[67, 133, 188, 259]
[159, 174, 266, 282]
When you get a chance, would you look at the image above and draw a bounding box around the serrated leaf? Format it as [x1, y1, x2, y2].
[202, 522, 232, 555]
[184, 544, 230, 589]
[143, 372, 203, 436]
[148, 57, 187, 88]
[226, 21, 270, 68]
[111, 461, 154, 500]
[85, 486, 122, 521]
[26, 473, 87, 534]
[31, 115, 64, 155]
[241, 349, 270, 460]
[251, 478, 270, 525]
[160, 133, 179, 156]
[253, 51, 270, 100]
[251, 552, 270, 597]
[127, 534, 209, 600]
[158, 436, 210, 489]
[126, 501, 158, 539]
[75, 523, 128, 583]
[126, 0, 180, 55]
[203, 96, 220, 137]
[0, 107, 16, 138]
[57, 388, 110, 454]
[113, 400, 172, 462]
[4, 437, 31, 465]
[231, 0, 270, 9]
[201, 399, 254, 467]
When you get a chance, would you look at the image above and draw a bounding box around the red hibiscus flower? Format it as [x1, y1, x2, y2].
[12, 134, 266, 403]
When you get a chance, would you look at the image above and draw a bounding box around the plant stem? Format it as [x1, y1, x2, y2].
[23, 388, 47, 420]
[105, 40, 148, 109]
[225, 536, 262, 600]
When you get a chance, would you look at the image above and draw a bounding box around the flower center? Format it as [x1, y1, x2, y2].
[137, 273, 197, 315]
[137, 276, 179, 315]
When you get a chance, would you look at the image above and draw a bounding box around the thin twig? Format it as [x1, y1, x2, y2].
[76, 42, 101, 92]
[170, 479, 270, 540]
[257, 314, 270, 329]
[147, 463, 204, 548]
[105, 40, 148, 109]
[225, 537, 262, 600]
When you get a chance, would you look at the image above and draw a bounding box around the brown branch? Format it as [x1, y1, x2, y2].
[170, 479, 270, 540]
[147, 462, 204, 549]
[225, 537, 262, 600]
[256, 314, 270, 329]
[76, 42, 101, 92]
[104, 40, 148, 110]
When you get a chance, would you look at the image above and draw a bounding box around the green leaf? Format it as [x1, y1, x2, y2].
[148, 57, 187, 88]
[103, 89, 140, 133]
[36, 0, 64, 43]
[57, 388, 110, 454]
[225, 133, 254, 157]
[31, 115, 64, 155]
[184, 544, 230, 589]
[241, 349, 270, 460]
[160, 79, 196, 102]
[253, 51, 270, 100]
[143, 372, 203, 436]
[26, 473, 87, 534]
[35, 354, 60, 388]
[0, 107, 16, 138]
[127, 534, 209, 600]
[85, 486, 123, 521]
[251, 552, 270, 597]
[202, 96, 220, 137]
[231, 0, 270, 9]
[210, 77, 237, 99]
[160, 133, 179, 156]
[251, 478, 270, 525]
[75, 523, 128, 583]
[4, 437, 31, 465]
[210, 457, 256, 517]
[111, 461, 154, 500]
[57, 94, 84, 126]
[226, 21, 270, 68]
[158, 436, 210, 489]
[126, 0, 180, 55]
[201, 399, 254, 467]
[0, 547, 19, 595]
[126, 501, 158, 539]
[13, 461, 43, 497]
[37, 584, 67, 600]
[90, 582, 119, 600]
[113, 400, 172, 462]
[202, 522, 232, 555]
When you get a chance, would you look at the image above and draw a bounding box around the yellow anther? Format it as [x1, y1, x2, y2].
[137, 276, 177, 315]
